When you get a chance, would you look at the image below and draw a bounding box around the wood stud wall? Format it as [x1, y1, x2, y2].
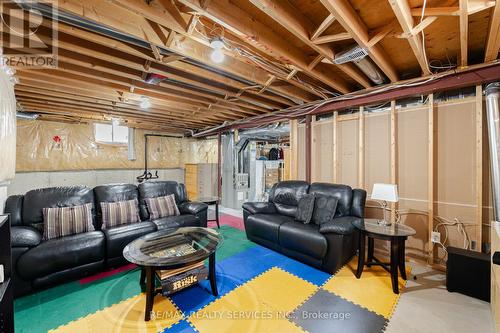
[293, 86, 487, 265]
[428, 94, 435, 263]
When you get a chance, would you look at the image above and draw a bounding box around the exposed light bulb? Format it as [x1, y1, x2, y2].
[210, 49, 225, 63]
[210, 39, 224, 50]
[139, 96, 151, 109]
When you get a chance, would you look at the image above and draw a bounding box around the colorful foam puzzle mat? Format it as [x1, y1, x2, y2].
[14, 224, 409, 333]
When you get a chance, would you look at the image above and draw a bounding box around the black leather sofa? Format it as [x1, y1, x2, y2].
[5, 181, 208, 297]
[243, 181, 366, 274]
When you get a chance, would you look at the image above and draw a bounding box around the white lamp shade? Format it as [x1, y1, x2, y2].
[371, 183, 399, 202]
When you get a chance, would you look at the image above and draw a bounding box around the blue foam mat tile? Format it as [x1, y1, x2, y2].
[226, 245, 332, 286]
[169, 268, 239, 314]
[161, 319, 197, 333]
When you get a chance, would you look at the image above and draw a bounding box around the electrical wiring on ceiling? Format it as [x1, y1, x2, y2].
[419, 0, 457, 74]
[193, 19, 339, 100]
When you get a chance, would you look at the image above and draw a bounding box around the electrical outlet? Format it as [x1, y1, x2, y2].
[431, 231, 441, 243]
[471, 240, 477, 250]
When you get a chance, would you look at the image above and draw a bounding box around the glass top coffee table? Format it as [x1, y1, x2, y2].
[353, 219, 416, 294]
[123, 227, 223, 321]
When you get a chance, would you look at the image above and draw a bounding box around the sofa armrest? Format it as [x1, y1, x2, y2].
[351, 189, 367, 218]
[319, 216, 361, 235]
[178, 201, 209, 215]
[5, 195, 23, 226]
[11, 226, 42, 248]
[242, 202, 276, 215]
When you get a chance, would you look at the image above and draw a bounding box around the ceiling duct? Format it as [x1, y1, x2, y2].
[16, 112, 39, 120]
[238, 122, 290, 141]
[333, 46, 385, 85]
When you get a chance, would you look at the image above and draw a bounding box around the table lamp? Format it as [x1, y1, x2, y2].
[371, 183, 399, 226]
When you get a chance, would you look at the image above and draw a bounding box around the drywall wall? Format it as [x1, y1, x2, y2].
[295, 90, 492, 265]
[16, 119, 217, 171]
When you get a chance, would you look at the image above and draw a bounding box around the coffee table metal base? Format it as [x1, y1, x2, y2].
[141, 253, 218, 321]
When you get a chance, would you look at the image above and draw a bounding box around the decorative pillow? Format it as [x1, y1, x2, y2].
[43, 203, 95, 240]
[295, 194, 315, 224]
[312, 195, 338, 225]
[145, 194, 180, 220]
[100, 199, 141, 230]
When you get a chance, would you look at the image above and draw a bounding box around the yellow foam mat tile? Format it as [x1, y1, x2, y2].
[188, 267, 315, 333]
[322, 258, 409, 319]
[50, 293, 182, 333]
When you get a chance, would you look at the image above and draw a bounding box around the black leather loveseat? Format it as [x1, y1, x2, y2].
[5, 181, 207, 297]
[243, 181, 366, 274]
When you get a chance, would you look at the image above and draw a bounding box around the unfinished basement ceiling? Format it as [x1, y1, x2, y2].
[3, 0, 499, 134]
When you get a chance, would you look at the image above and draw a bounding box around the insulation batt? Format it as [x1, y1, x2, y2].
[16, 119, 217, 172]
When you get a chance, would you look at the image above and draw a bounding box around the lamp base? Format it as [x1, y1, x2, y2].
[377, 219, 392, 227]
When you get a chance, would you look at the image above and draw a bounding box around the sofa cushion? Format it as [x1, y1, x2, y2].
[312, 195, 338, 225]
[270, 181, 309, 217]
[319, 216, 359, 235]
[309, 183, 353, 218]
[295, 194, 315, 224]
[246, 214, 295, 243]
[22, 186, 95, 227]
[138, 181, 187, 220]
[100, 199, 141, 229]
[94, 183, 139, 228]
[152, 214, 199, 230]
[102, 221, 157, 259]
[145, 194, 180, 220]
[17, 231, 105, 280]
[279, 222, 327, 259]
[43, 203, 95, 240]
[11, 226, 42, 248]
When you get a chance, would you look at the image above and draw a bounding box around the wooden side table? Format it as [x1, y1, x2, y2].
[353, 219, 416, 294]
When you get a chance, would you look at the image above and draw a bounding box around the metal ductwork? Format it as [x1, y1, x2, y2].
[16, 112, 39, 120]
[486, 82, 500, 220]
[332, 45, 385, 85]
[238, 122, 290, 141]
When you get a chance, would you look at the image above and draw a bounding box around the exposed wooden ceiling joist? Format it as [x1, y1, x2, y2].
[54, 0, 318, 102]
[388, 0, 431, 75]
[485, 1, 500, 62]
[319, 0, 400, 82]
[176, 0, 353, 93]
[459, 0, 469, 67]
[247, 0, 371, 88]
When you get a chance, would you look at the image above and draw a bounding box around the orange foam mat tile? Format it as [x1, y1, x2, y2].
[188, 267, 316, 333]
[322, 258, 409, 319]
[49, 293, 183, 333]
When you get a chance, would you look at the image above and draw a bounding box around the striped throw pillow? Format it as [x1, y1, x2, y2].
[43, 203, 95, 240]
[145, 194, 180, 220]
[100, 199, 141, 229]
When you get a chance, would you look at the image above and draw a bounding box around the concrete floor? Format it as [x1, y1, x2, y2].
[218, 205, 494, 333]
[386, 263, 493, 333]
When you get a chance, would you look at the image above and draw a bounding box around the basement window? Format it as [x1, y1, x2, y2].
[94, 123, 128, 144]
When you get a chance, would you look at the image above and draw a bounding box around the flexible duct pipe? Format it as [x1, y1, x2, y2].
[486, 82, 500, 220]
